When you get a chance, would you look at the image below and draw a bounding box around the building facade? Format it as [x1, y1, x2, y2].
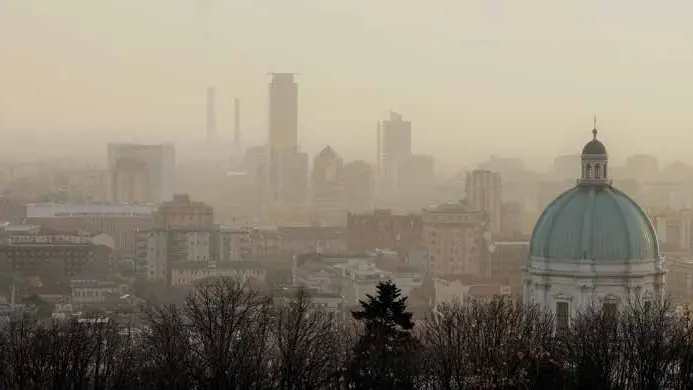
[107, 143, 175, 203]
[525, 127, 665, 330]
[346, 209, 423, 255]
[378, 111, 412, 201]
[137, 227, 234, 283]
[422, 201, 491, 277]
[153, 194, 214, 229]
[466, 169, 502, 236]
[25, 203, 155, 259]
[311, 146, 346, 226]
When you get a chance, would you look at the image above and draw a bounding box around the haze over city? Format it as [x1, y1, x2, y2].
[4, 2, 693, 389]
[3, 0, 693, 168]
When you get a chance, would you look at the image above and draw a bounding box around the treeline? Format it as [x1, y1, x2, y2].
[1, 279, 693, 389]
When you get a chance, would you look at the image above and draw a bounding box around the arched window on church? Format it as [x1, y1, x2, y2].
[604, 164, 607, 178]
[595, 164, 601, 179]
[586, 163, 592, 179]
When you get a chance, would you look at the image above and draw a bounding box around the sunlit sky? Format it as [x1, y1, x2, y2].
[2, 0, 693, 169]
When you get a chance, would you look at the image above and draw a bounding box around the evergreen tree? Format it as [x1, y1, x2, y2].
[348, 280, 419, 390]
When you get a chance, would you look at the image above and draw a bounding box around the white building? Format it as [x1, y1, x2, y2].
[137, 227, 234, 283]
[524, 126, 665, 330]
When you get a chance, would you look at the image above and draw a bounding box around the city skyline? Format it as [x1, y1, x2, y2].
[3, 1, 693, 167]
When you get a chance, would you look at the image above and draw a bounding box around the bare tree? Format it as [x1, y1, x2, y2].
[269, 288, 342, 390]
[563, 303, 626, 389]
[620, 298, 681, 390]
[0, 314, 142, 390]
[420, 297, 562, 390]
[183, 277, 273, 390]
[141, 304, 196, 390]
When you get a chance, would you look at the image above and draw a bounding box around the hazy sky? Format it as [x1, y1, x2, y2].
[2, 0, 693, 169]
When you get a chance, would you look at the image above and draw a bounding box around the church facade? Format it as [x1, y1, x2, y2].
[524, 126, 665, 329]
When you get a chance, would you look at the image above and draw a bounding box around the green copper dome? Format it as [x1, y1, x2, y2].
[530, 185, 659, 261]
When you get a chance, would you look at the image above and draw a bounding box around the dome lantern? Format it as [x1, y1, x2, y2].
[579, 117, 610, 186]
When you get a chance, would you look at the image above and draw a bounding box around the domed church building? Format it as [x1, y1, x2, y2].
[524, 124, 665, 329]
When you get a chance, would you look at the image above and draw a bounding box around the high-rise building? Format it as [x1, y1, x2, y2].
[343, 160, 375, 213]
[311, 146, 346, 226]
[269, 73, 298, 153]
[268, 74, 299, 204]
[107, 143, 175, 203]
[465, 170, 502, 236]
[377, 112, 412, 200]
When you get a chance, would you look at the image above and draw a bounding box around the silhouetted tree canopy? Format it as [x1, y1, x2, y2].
[0, 278, 692, 390]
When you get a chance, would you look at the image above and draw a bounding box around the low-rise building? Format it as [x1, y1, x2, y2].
[25, 203, 155, 259]
[70, 278, 125, 306]
[293, 253, 422, 308]
[0, 228, 114, 281]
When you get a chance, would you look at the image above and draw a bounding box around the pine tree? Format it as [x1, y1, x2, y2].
[348, 280, 419, 390]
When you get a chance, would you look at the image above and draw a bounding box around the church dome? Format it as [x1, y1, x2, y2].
[530, 178, 659, 261]
[530, 125, 659, 261]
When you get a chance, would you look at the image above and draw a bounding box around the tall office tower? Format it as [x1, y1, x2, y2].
[465, 169, 503, 236]
[378, 111, 412, 201]
[311, 146, 346, 225]
[107, 143, 175, 203]
[267, 73, 303, 204]
[269, 74, 298, 152]
[206, 86, 217, 144]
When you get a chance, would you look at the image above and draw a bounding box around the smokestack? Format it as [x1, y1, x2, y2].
[206, 86, 216, 143]
[234, 98, 241, 150]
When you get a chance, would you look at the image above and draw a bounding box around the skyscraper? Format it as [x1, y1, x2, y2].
[268, 73, 298, 153]
[466, 169, 503, 236]
[377, 111, 412, 201]
[267, 73, 305, 206]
